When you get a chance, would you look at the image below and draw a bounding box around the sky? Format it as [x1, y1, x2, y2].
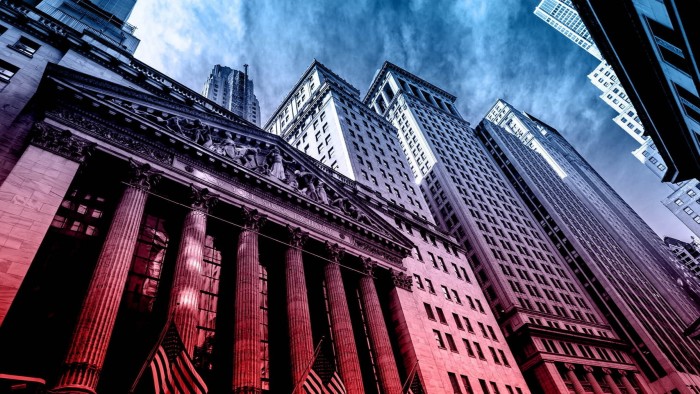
[127, 0, 691, 241]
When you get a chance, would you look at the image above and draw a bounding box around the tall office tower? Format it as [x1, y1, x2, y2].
[572, 0, 700, 183]
[202, 64, 261, 126]
[587, 61, 646, 144]
[480, 99, 700, 393]
[265, 60, 530, 393]
[364, 62, 644, 394]
[534, 0, 602, 60]
[666, 237, 700, 280]
[634, 140, 700, 238]
[265, 60, 433, 223]
[535, 1, 647, 149]
[32, 0, 140, 53]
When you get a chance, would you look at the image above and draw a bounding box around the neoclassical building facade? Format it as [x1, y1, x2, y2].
[0, 64, 528, 394]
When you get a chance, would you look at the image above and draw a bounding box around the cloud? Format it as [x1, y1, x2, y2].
[126, 0, 691, 240]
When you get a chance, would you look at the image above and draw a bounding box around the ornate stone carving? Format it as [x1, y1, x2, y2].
[601, 368, 612, 375]
[127, 158, 162, 190]
[353, 238, 403, 265]
[564, 363, 577, 371]
[46, 108, 173, 164]
[360, 256, 376, 276]
[325, 242, 345, 263]
[188, 183, 218, 212]
[390, 269, 413, 291]
[30, 122, 95, 163]
[241, 206, 266, 231]
[618, 370, 628, 377]
[109, 101, 379, 225]
[286, 225, 309, 248]
[583, 365, 595, 373]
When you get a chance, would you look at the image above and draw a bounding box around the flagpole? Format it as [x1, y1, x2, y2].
[401, 358, 419, 394]
[290, 336, 325, 394]
[129, 316, 174, 394]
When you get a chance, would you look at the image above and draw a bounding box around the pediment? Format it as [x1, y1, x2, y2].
[36, 64, 413, 261]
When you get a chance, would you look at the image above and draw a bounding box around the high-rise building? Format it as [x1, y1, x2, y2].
[536, 0, 700, 256]
[202, 64, 261, 126]
[480, 99, 700, 393]
[265, 60, 433, 223]
[265, 60, 529, 393]
[534, 0, 602, 60]
[364, 62, 646, 394]
[666, 236, 700, 280]
[571, 0, 700, 183]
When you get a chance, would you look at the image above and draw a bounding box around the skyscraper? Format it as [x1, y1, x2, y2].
[665, 236, 700, 280]
[480, 99, 700, 393]
[571, 0, 700, 183]
[202, 64, 261, 126]
[364, 62, 646, 394]
[534, 0, 602, 60]
[265, 60, 530, 393]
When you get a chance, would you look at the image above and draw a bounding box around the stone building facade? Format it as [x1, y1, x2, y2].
[480, 100, 700, 393]
[363, 63, 648, 394]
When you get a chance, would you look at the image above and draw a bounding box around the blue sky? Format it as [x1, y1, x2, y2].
[128, 0, 691, 240]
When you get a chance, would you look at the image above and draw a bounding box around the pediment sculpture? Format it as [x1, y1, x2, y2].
[115, 100, 372, 225]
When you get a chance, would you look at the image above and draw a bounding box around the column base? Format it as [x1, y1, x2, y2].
[233, 386, 262, 394]
[52, 362, 100, 394]
[51, 384, 97, 394]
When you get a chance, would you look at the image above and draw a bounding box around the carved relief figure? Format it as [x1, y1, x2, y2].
[267, 147, 288, 181]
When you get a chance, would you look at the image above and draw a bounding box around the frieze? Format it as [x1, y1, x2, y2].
[30, 122, 95, 163]
[46, 107, 173, 165]
[353, 238, 404, 266]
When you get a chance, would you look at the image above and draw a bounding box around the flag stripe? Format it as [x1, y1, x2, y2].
[148, 322, 208, 394]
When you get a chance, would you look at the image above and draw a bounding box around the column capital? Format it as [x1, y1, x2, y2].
[602, 368, 612, 375]
[618, 370, 628, 377]
[31, 122, 95, 163]
[325, 242, 345, 263]
[390, 269, 413, 292]
[188, 183, 218, 212]
[583, 365, 595, 373]
[287, 225, 309, 248]
[360, 256, 376, 276]
[565, 363, 577, 371]
[241, 206, 267, 231]
[127, 158, 162, 190]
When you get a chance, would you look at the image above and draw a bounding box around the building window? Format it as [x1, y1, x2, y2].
[124, 214, 169, 313]
[0, 59, 19, 83]
[8, 36, 41, 57]
[424, 303, 436, 320]
[461, 375, 475, 394]
[433, 330, 446, 349]
[445, 333, 458, 352]
[448, 372, 463, 393]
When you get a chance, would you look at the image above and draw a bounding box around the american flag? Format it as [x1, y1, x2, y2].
[302, 342, 346, 394]
[403, 361, 424, 394]
[149, 322, 208, 394]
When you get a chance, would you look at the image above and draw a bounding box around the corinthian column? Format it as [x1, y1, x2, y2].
[54, 159, 161, 393]
[324, 243, 364, 393]
[619, 370, 637, 394]
[168, 184, 218, 355]
[232, 208, 267, 394]
[285, 226, 314, 387]
[601, 368, 622, 394]
[565, 363, 586, 394]
[358, 258, 401, 394]
[584, 366, 604, 394]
